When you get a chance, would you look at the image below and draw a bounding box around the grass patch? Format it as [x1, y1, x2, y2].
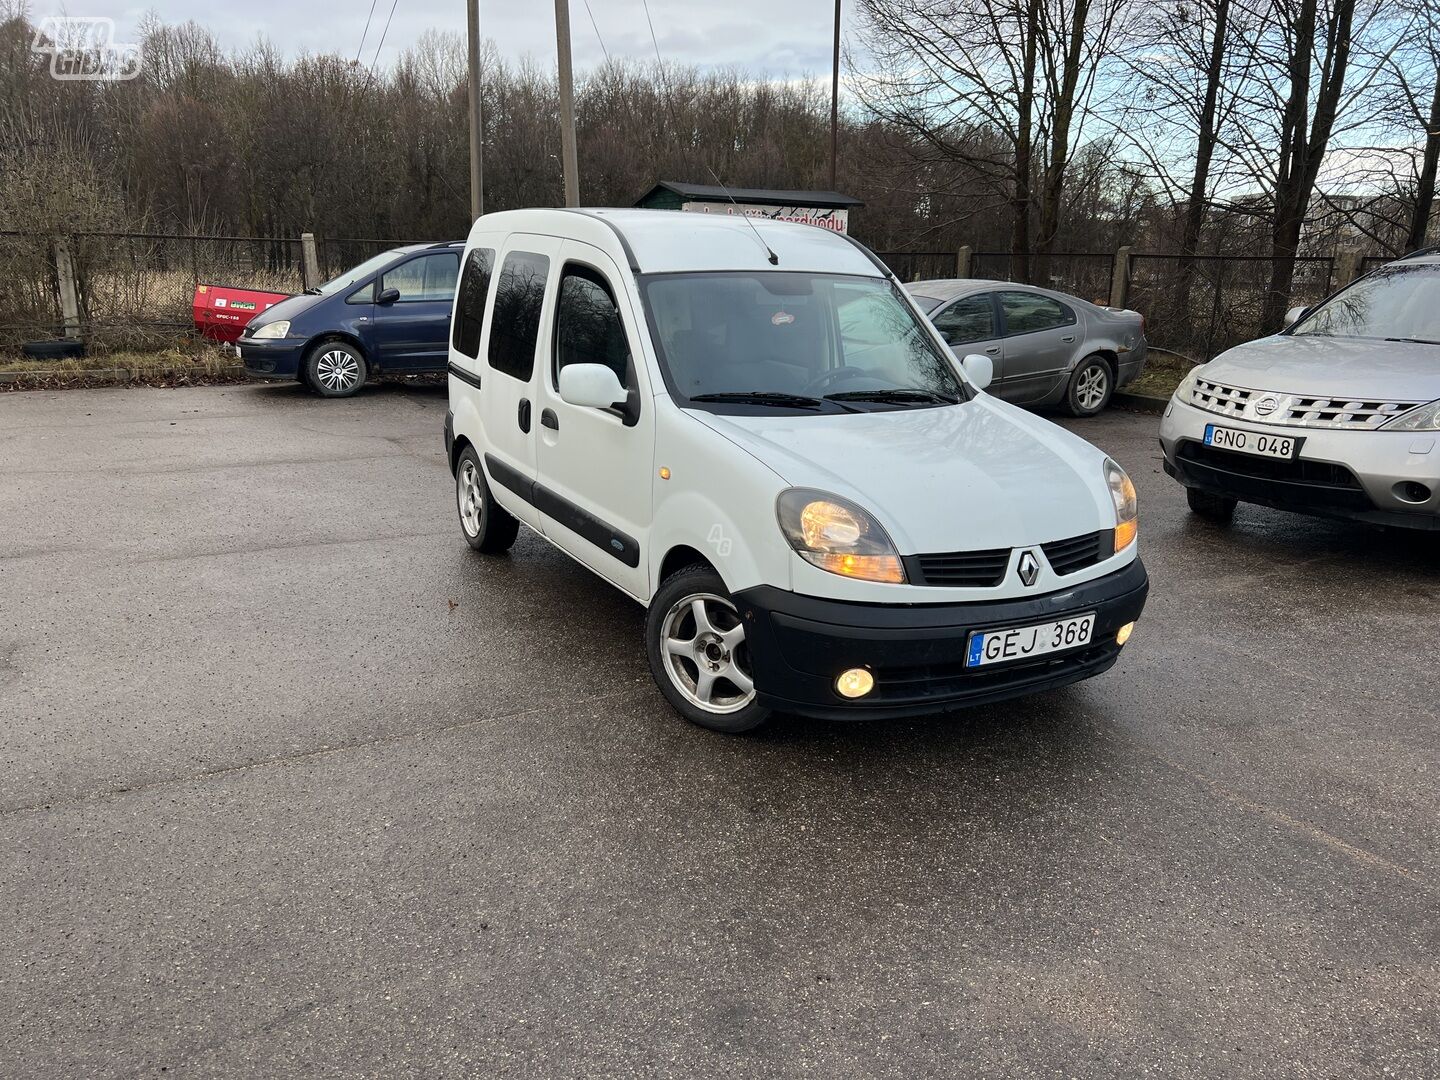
[1126, 350, 1197, 401]
[0, 345, 244, 390]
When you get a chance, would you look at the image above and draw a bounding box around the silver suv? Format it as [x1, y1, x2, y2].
[1160, 249, 1440, 530]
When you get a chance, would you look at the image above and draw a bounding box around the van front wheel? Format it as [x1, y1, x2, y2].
[455, 447, 519, 552]
[647, 565, 772, 734]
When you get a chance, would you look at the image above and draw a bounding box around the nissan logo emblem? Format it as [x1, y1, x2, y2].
[1254, 395, 1279, 417]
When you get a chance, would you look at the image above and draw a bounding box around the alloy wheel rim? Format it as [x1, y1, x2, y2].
[457, 460, 483, 536]
[316, 349, 360, 392]
[1078, 365, 1107, 410]
[660, 592, 756, 714]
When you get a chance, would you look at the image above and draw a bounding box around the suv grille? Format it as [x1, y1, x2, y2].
[1189, 376, 1420, 430]
[1041, 530, 1110, 576]
[907, 547, 1010, 587]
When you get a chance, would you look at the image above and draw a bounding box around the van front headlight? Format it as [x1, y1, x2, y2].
[1105, 459, 1138, 552]
[776, 489, 906, 584]
[1382, 399, 1440, 431]
[251, 320, 291, 339]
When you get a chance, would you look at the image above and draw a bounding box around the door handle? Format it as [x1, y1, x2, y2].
[517, 398, 531, 433]
[986, 346, 1000, 354]
[1061, 335, 1076, 342]
[540, 408, 559, 431]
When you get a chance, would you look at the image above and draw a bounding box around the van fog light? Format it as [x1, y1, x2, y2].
[836, 668, 875, 699]
[1116, 622, 1135, 646]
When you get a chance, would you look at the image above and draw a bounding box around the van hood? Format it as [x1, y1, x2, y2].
[246, 291, 324, 329]
[1204, 334, 1440, 399]
[690, 398, 1115, 554]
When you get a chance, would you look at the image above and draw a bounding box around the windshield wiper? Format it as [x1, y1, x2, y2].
[1384, 337, 1440, 345]
[824, 388, 960, 405]
[689, 391, 826, 409]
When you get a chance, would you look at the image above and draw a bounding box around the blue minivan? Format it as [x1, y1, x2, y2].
[239, 242, 462, 396]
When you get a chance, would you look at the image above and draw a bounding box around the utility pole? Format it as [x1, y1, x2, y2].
[555, 0, 580, 207]
[467, 0, 484, 220]
[829, 0, 841, 190]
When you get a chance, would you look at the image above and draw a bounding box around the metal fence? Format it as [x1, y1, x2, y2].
[874, 248, 1389, 357]
[0, 230, 433, 352]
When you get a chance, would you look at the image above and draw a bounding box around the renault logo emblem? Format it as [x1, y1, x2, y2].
[1017, 550, 1040, 586]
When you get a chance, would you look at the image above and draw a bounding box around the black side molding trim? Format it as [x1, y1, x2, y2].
[481, 453, 640, 567]
[448, 363, 483, 390]
[483, 453, 534, 504]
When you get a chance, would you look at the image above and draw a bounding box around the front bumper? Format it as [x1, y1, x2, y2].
[1160, 397, 1440, 529]
[732, 559, 1148, 721]
[239, 336, 306, 380]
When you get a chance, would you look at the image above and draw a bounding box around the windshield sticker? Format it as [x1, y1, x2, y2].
[771, 311, 795, 326]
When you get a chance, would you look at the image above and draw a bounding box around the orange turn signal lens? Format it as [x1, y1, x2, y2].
[803, 552, 906, 584]
[1114, 517, 1138, 552]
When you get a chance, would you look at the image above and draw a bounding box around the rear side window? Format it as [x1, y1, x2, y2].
[452, 247, 495, 358]
[488, 251, 551, 381]
[553, 265, 631, 390]
[382, 252, 459, 302]
[932, 294, 995, 345]
[999, 291, 1075, 335]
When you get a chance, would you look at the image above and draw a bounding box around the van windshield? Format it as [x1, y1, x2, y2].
[312, 249, 407, 296]
[640, 272, 968, 412]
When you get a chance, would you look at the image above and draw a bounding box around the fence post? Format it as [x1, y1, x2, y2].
[1109, 245, 1132, 309]
[957, 244, 972, 279]
[53, 236, 82, 340]
[300, 232, 321, 290]
[1335, 250, 1363, 289]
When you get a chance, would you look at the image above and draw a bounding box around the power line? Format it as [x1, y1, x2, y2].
[354, 0, 380, 64]
[367, 0, 401, 82]
[581, 0, 610, 64]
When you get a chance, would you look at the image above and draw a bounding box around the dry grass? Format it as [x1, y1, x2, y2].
[1126, 350, 1197, 401]
[0, 345, 244, 391]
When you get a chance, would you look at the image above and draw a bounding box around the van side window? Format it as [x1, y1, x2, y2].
[488, 251, 550, 381]
[452, 247, 495, 359]
[381, 252, 459, 302]
[553, 264, 631, 391]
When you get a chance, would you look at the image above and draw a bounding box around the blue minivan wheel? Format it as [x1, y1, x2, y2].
[305, 340, 367, 397]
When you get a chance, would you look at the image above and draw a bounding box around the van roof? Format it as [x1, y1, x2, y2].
[466, 208, 885, 278]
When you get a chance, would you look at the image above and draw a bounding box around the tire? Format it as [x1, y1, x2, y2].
[305, 340, 367, 397]
[1063, 355, 1113, 417]
[454, 447, 519, 553]
[646, 564, 772, 734]
[1186, 487, 1237, 523]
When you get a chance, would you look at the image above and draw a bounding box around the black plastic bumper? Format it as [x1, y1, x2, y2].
[732, 559, 1149, 720]
[1163, 444, 1440, 531]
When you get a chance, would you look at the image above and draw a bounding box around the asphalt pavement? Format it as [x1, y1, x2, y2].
[2, 381, 1437, 1078]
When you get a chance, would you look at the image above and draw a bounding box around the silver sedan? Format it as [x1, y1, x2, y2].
[1160, 249, 1440, 530]
[907, 279, 1147, 416]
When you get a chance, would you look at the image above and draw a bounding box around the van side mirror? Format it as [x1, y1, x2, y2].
[558, 363, 627, 410]
[377, 287, 400, 305]
[1284, 305, 1307, 327]
[961, 353, 993, 391]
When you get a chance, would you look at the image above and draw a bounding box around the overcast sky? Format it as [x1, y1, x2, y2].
[72, 1, 857, 77]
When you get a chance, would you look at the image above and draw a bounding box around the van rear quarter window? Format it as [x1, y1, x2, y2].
[487, 251, 550, 380]
[452, 247, 495, 358]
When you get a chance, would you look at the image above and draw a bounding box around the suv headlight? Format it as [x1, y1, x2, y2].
[1172, 365, 1201, 401]
[1105, 459, 1138, 552]
[1382, 399, 1440, 431]
[776, 489, 905, 584]
[251, 320, 291, 339]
